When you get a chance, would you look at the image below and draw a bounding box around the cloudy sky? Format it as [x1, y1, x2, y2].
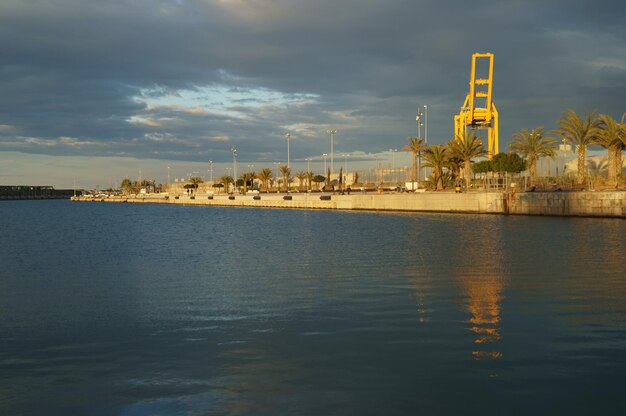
[1, 0, 625, 187]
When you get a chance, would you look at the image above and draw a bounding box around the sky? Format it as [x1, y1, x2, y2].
[1, 0, 625, 188]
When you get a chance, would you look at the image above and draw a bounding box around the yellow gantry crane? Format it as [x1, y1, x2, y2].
[454, 52, 499, 158]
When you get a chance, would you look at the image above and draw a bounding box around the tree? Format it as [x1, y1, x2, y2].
[305, 171, 314, 191]
[422, 144, 448, 191]
[447, 131, 487, 189]
[248, 171, 256, 190]
[256, 168, 273, 192]
[189, 177, 203, 187]
[278, 165, 291, 192]
[490, 153, 526, 174]
[220, 175, 233, 194]
[187, 177, 203, 193]
[120, 178, 133, 194]
[403, 136, 427, 183]
[338, 167, 343, 192]
[240, 172, 254, 194]
[509, 127, 557, 186]
[472, 160, 491, 174]
[312, 175, 325, 190]
[295, 171, 307, 191]
[556, 109, 600, 185]
[593, 114, 626, 186]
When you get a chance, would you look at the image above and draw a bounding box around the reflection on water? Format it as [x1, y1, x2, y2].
[464, 276, 504, 360]
[1, 202, 626, 415]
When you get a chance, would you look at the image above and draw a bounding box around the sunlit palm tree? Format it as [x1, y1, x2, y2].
[220, 175, 233, 194]
[593, 114, 625, 186]
[278, 165, 291, 192]
[422, 144, 448, 191]
[295, 171, 307, 191]
[256, 168, 273, 193]
[509, 127, 557, 187]
[447, 131, 487, 189]
[240, 172, 254, 194]
[403, 136, 427, 183]
[189, 177, 203, 193]
[305, 171, 314, 191]
[556, 109, 600, 185]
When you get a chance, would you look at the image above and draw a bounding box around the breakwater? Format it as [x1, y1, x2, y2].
[72, 190, 626, 218]
[1, 185, 75, 200]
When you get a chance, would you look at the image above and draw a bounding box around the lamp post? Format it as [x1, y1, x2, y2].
[559, 139, 572, 177]
[322, 153, 328, 177]
[416, 109, 424, 182]
[208, 160, 213, 183]
[343, 154, 348, 183]
[167, 165, 171, 189]
[326, 129, 336, 178]
[305, 158, 312, 173]
[374, 154, 380, 183]
[284, 132, 291, 169]
[231, 147, 237, 193]
[273, 162, 280, 191]
[424, 105, 428, 145]
[389, 149, 398, 182]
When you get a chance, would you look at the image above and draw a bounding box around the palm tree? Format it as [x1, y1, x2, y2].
[403, 136, 427, 183]
[220, 175, 233, 194]
[240, 172, 254, 194]
[447, 131, 487, 189]
[120, 178, 133, 194]
[295, 171, 307, 191]
[422, 145, 448, 191]
[248, 171, 256, 191]
[556, 109, 600, 185]
[509, 127, 557, 187]
[305, 171, 314, 191]
[189, 177, 203, 193]
[278, 165, 291, 192]
[593, 114, 625, 186]
[256, 168, 273, 192]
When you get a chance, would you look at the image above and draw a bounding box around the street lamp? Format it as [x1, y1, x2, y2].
[231, 147, 237, 193]
[558, 139, 572, 177]
[284, 132, 291, 169]
[326, 129, 337, 178]
[424, 105, 428, 145]
[167, 165, 171, 189]
[322, 153, 328, 177]
[208, 160, 213, 183]
[416, 109, 424, 182]
[390, 149, 398, 182]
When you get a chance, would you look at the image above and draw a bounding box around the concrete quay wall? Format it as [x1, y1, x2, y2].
[73, 191, 625, 218]
[508, 191, 626, 217]
[73, 191, 507, 215]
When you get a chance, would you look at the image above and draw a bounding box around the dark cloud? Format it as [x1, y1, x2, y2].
[0, 0, 624, 165]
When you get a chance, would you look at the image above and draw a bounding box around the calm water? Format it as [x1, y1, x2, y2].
[1, 200, 625, 415]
